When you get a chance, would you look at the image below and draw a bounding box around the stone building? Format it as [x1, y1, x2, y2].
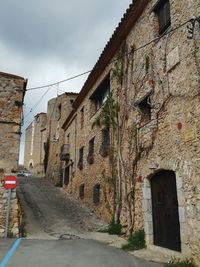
[24, 112, 47, 176]
[45, 93, 78, 185]
[61, 0, 200, 264]
[0, 71, 27, 237]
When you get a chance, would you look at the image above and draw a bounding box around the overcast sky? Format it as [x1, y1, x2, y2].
[0, 0, 132, 164]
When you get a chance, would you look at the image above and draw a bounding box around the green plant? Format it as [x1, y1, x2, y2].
[164, 258, 196, 267]
[101, 92, 118, 129]
[111, 43, 126, 85]
[107, 218, 122, 235]
[122, 229, 146, 251]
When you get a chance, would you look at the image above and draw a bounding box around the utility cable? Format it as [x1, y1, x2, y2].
[25, 17, 195, 92]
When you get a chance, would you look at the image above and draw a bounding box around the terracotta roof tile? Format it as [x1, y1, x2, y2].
[62, 0, 149, 130]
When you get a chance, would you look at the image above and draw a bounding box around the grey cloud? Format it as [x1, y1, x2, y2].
[0, 0, 131, 66]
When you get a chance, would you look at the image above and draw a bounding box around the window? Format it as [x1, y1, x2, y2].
[93, 184, 100, 204]
[80, 107, 84, 129]
[15, 100, 23, 107]
[67, 133, 70, 144]
[64, 166, 70, 185]
[90, 75, 110, 112]
[77, 146, 84, 170]
[79, 184, 85, 199]
[87, 137, 95, 164]
[56, 103, 62, 120]
[138, 96, 151, 126]
[99, 128, 110, 157]
[154, 0, 171, 35]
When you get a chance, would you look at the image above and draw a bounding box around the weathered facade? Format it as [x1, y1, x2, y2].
[24, 112, 47, 176]
[61, 0, 200, 264]
[45, 93, 78, 185]
[0, 71, 27, 237]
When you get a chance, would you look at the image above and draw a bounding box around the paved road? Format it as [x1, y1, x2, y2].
[0, 239, 163, 267]
[17, 177, 104, 239]
[0, 177, 163, 267]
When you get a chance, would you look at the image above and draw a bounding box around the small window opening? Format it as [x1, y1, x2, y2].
[56, 103, 62, 120]
[93, 184, 100, 204]
[79, 184, 85, 199]
[77, 146, 84, 170]
[99, 128, 110, 157]
[15, 100, 23, 107]
[138, 96, 151, 126]
[87, 137, 95, 164]
[90, 75, 110, 113]
[154, 0, 171, 35]
[80, 107, 84, 129]
[67, 133, 70, 144]
[29, 162, 33, 169]
[64, 166, 70, 185]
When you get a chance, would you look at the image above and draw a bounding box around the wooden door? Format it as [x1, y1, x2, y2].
[151, 170, 181, 251]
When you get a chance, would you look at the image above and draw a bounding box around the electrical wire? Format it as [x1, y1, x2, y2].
[26, 70, 92, 91]
[25, 17, 194, 92]
[23, 85, 53, 119]
[21, 17, 196, 124]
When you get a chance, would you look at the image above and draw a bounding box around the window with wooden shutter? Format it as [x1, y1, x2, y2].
[154, 0, 171, 35]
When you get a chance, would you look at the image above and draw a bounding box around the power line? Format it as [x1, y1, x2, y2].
[25, 17, 194, 93]
[26, 70, 92, 91]
[22, 17, 195, 123]
[24, 86, 52, 119]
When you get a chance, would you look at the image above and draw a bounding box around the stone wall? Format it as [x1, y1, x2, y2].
[24, 112, 47, 176]
[46, 93, 78, 185]
[0, 72, 26, 237]
[0, 187, 19, 238]
[61, 0, 200, 264]
[63, 95, 114, 221]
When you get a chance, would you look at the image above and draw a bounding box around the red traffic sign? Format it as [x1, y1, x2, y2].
[3, 176, 18, 190]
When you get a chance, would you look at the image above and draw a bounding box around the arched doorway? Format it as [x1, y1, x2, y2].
[151, 170, 181, 251]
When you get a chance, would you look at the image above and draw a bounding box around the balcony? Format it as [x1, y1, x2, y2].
[60, 144, 70, 161]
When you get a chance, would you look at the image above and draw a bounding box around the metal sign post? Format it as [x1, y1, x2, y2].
[4, 189, 11, 239]
[2, 176, 18, 238]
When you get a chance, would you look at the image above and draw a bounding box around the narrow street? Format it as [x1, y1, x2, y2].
[17, 176, 104, 239]
[0, 176, 163, 267]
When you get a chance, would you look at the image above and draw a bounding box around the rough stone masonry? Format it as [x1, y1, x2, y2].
[0, 72, 27, 238]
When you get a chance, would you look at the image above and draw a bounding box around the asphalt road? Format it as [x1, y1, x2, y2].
[0, 177, 164, 267]
[0, 239, 163, 267]
[17, 177, 104, 238]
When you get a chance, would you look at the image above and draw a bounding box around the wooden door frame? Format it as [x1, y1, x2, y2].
[142, 169, 189, 256]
